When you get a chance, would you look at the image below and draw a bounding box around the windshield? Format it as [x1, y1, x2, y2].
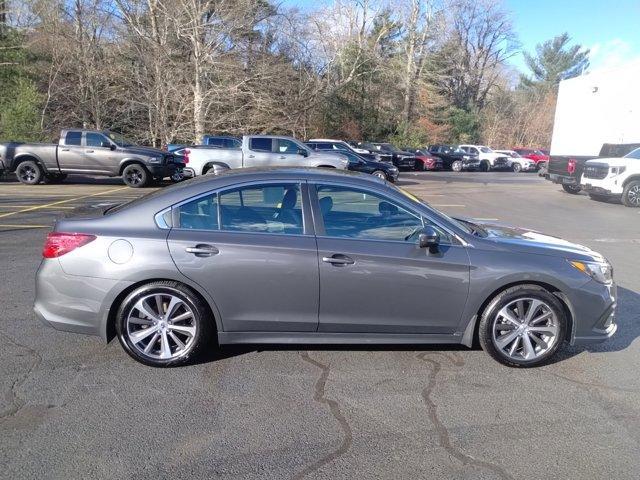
[106, 132, 136, 147]
[479, 146, 493, 153]
[624, 148, 640, 159]
[380, 143, 402, 153]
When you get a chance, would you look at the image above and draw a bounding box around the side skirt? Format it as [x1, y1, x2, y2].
[218, 331, 466, 346]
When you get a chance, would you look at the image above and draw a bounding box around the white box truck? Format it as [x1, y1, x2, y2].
[546, 63, 640, 200]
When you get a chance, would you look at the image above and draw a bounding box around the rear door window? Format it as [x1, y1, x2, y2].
[65, 131, 82, 146]
[249, 137, 273, 152]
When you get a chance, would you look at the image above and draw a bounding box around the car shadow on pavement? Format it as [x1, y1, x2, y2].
[194, 286, 639, 367]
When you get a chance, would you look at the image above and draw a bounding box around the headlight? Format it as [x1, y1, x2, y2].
[148, 157, 162, 164]
[569, 260, 613, 284]
[610, 166, 626, 175]
[463, 155, 470, 160]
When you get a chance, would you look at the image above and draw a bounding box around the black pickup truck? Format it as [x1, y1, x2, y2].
[547, 143, 640, 193]
[0, 129, 183, 187]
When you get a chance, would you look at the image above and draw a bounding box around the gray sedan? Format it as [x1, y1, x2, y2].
[34, 168, 617, 367]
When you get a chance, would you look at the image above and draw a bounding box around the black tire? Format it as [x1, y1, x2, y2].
[122, 163, 150, 188]
[621, 180, 640, 207]
[16, 160, 43, 185]
[562, 184, 581, 194]
[42, 173, 67, 184]
[537, 161, 547, 172]
[414, 161, 425, 171]
[115, 281, 214, 367]
[479, 160, 490, 172]
[371, 170, 387, 180]
[478, 285, 567, 368]
[451, 160, 463, 172]
[512, 163, 522, 173]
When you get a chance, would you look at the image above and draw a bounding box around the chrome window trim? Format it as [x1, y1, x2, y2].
[310, 180, 467, 246]
[170, 179, 310, 236]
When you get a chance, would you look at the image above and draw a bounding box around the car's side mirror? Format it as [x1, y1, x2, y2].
[418, 226, 440, 252]
[298, 148, 309, 157]
[105, 142, 116, 150]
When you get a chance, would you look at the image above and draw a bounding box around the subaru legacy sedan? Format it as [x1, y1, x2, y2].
[35, 168, 616, 367]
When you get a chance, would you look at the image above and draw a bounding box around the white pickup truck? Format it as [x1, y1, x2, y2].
[175, 135, 348, 177]
[458, 145, 509, 171]
[581, 147, 640, 207]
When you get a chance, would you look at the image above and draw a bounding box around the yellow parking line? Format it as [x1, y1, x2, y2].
[0, 205, 76, 209]
[0, 224, 50, 229]
[0, 186, 129, 219]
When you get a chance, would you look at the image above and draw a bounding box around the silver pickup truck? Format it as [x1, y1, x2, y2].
[175, 135, 348, 177]
[0, 129, 182, 187]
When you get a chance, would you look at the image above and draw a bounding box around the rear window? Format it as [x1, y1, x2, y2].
[65, 131, 82, 146]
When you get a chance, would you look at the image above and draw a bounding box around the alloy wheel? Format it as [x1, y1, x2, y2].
[491, 298, 559, 361]
[372, 170, 386, 180]
[125, 293, 197, 360]
[628, 185, 640, 206]
[126, 168, 143, 185]
[19, 165, 37, 182]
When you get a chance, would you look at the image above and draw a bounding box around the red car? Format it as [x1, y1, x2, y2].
[513, 148, 549, 169]
[406, 148, 443, 171]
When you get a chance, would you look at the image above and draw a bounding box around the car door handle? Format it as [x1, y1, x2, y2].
[185, 244, 219, 257]
[322, 254, 355, 265]
[86, 150, 94, 153]
[279, 155, 286, 159]
[60, 148, 69, 151]
[248, 154, 255, 159]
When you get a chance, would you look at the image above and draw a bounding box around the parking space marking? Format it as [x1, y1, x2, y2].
[0, 224, 50, 229]
[0, 186, 129, 219]
[0, 205, 76, 209]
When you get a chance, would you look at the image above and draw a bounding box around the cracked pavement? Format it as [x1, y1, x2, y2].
[1, 172, 639, 479]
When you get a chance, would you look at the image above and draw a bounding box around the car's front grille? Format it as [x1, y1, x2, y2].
[583, 163, 609, 180]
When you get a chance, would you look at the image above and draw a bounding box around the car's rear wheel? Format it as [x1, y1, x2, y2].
[116, 281, 213, 367]
[562, 184, 581, 194]
[372, 170, 387, 180]
[122, 163, 150, 188]
[451, 160, 463, 172]
[16, 160, 43, 185]
[479, 285, 567, 368]
[512, 163, 522, 173]
[622, 180, 640, 207]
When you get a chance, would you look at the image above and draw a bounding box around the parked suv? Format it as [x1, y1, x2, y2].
[305, 139, 380, 162]
[581, 147, 640, 207]
[370, 143, 417, 170]
[0, 130, 182, 187]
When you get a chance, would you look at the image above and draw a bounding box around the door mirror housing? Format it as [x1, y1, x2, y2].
[104, 142, 116, 150]
[418, 226, 440, 251]
[297, 148, 309, 157]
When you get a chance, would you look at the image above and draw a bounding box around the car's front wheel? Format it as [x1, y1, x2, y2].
[622, 180, 640, 207]
[372, 170, 387, 180]
[451, 160, 463, 172]
[512, 163, 522, 173]
[116, 281, 213, 367]
[479, 285, 567, 367]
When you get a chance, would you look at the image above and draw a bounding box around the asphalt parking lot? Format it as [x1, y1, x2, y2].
[1, 171, 639, 480]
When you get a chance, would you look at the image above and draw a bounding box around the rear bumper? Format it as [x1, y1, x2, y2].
[34, 259, 132, 341]
[548, 173, 578, 185]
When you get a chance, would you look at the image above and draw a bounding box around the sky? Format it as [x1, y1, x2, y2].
[282, 0, 640, 75]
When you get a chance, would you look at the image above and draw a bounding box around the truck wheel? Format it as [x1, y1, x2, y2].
[451, 160, 463, 172]
[622, 180, 640, 207]
[16, 160, 44, 185]
[562, 184, 581, 194]
[122, 164, 150, 188]
[512, 163, 522, 173]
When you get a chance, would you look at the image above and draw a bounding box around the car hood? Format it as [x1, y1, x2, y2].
[123, 146, 166, 156]
[466, 220, 603, 261]
[365, 159, 396, 170]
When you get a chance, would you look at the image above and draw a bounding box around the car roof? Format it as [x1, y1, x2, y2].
[307, 139, 344, 142]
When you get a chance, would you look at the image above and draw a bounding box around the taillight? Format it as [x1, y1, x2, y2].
[183, 148, 190, 164]
[43, 232, 96, 258]
[567, 158, 576, 174]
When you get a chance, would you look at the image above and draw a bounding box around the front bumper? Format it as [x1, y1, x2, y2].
[386, 169, 400, 182]
[462, 160, 481, 170]
[581, 177, 623, 196]
[147, 161, 181, 179]
[567, 280, 617, 345]
[394, 157, 416, 169]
